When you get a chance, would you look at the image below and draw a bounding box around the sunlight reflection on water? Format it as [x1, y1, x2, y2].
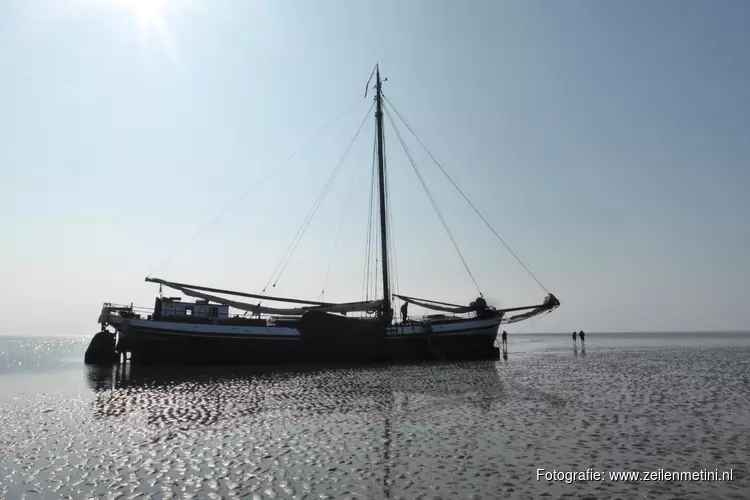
[0, 333, 749, 498]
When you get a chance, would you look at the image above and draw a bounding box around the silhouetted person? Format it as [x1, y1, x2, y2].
[400, 302, 408, 323]
[572, 331, 577, 346]
[501, 330, 507, 347]
[579, 330, 585, 344]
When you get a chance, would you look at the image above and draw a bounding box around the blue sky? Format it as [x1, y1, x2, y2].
[2, 0, 748, 335]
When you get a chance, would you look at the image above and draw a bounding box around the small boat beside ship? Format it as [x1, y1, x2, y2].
[87, 65, 560, 366]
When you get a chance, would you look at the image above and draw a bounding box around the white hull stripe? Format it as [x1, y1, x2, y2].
[108, 315, 299, 337]
[120, 327, 299, 341]
[106, 315, 500, 338]
[386, 319, 500, 336]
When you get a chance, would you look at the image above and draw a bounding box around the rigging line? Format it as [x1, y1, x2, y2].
[362, 136, 378, 300]
[146, 101, 358, 278]
[383, 104, 483, 297]
[367, 131, 380, 303]
[362, 133, 378, 302]
[320, 117, 372, 297]
[372, 222, 382, 300]
[382, 129, 400, 301]
[273, 106, 373, 289]
[380, 118, 392, 300]
[381, 127, 393, 306]
[385, 142, 401, 317]
[267, 104, 374, 295]
[373, 174, 380, 301]
[382, 93, 550, 295]
[384, 132, 393, 295]
[373, 146, 382, 303]
[263, 101, 376, 293]
[362, 139, 377, 300]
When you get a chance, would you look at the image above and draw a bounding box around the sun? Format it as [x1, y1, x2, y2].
[97, 0, 182, 68]
[112, 0, 180, 63]
[120, 0, 166, 27]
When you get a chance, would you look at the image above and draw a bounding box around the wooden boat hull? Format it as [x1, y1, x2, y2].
[106, 312, 500, 366]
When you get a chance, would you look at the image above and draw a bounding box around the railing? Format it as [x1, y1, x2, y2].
[103, 302, 233, 320]
[102, 303, 154, 319]
[101, 301, 475, 323]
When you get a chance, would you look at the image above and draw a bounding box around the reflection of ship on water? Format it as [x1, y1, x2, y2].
[86, 362, 505, 428]
[87, 362, 504, 498]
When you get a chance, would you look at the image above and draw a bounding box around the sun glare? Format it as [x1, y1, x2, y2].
[121, 0, 166, 27]
[108, 0, 181, 68]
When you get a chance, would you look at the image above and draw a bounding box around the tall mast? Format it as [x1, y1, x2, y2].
[375, 66, 391, 322]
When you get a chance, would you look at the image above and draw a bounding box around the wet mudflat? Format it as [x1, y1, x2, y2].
[0, 334, 749, 499]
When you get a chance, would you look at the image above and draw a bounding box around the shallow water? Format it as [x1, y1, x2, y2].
[1, 333, 749, 499]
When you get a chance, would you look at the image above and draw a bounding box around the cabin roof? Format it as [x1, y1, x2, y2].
[162, 299, 227, 307]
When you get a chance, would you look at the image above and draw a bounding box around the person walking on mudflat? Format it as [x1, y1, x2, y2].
[579, 330, 585, 345]
[572, 331, 577, 347]
[501, 330, 507, 350]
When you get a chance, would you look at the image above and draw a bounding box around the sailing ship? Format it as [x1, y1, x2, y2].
[89, 66, 560, 366]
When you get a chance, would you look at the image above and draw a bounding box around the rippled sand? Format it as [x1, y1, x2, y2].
[1, 346, 749, 499]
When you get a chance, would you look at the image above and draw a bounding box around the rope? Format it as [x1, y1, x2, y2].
[383, 103, 483, 297]
[320, 117, 372, 299]
[146, 101, 357, 278]
[383, 94, 550, 295]
[262, 101, 375, 294]
[362, 134, 378, 302]
[373, 184, 380, 301]
[383, 129, 400, 311]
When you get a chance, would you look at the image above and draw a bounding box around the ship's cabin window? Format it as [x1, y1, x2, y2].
[209, 307, 218, 318]
[185, 306, 194, 316]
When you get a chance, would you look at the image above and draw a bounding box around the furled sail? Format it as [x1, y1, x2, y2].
[160, 280, 382, 316]
[395, 293, 561, 322]
[394, 294, 475, 314]
[501, 294, 560, 324]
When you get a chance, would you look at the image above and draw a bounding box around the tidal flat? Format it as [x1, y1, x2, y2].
[1, 333, 748, 499]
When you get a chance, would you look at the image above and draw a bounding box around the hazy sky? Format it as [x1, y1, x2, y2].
[2, 0, 748, 335]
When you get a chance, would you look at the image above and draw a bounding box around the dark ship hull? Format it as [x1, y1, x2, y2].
[107, 310, 501, 366]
